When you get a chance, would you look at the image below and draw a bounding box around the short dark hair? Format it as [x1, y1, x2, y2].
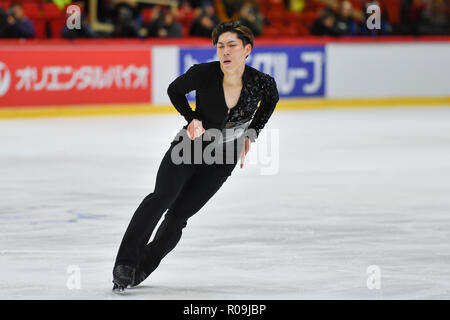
[212, 20, 254, 50]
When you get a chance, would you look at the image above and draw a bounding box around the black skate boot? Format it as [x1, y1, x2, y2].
[130, 267, 149, 288]
[112, 265, 136, 293]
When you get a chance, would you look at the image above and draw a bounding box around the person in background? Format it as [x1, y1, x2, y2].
[417, 0, 449, 35]
[5, 3, 35, 38]
[189, 4, 220, 37]
[111, 0, 141, 37]
[177, 0, 194, 17]
[359, 0, 392, 36]
[0, 8, 8, 37]
[335, 0, 360, 36]
[310, 7, 339, 36]
[61, 3, 96, 38]
[238, 0, 263, 36]
[147, 6, 182, 38]
[186, 0, 215, 8]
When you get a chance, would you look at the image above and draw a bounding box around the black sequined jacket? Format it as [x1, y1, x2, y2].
[167, 61, 279, 143]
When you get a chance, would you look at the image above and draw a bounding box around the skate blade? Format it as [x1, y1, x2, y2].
[112, 284, 127, 294]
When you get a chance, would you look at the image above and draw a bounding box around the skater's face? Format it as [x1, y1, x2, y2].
[216, 32, 252, 70]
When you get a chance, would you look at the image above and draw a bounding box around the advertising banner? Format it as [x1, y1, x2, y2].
[0, 47, 151, 107]
[179, 45, 326, 100]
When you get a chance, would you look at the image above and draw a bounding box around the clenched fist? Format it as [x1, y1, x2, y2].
[187, 119, 205, 140]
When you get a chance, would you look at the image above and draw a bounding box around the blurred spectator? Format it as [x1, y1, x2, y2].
[178, 0, 194, 14]
[1, 0, 445, 39]
[238, 0, 263, 36]
[359, 1, 392, 36]
[111, 0, 141, 37]
[399, 0, 420, 35]
[61, 3, 96, 39]
[0, 8, 7, 37]
[417, 0, 449, 35]
[97, 0, 112, 23]
[4, 3, 35, 38]
[187, 0, 215, 8]
[310, 7, 339, 36]
[189, 4, 220, 37]
[335, 0, 360, 36]
[147, 6, 182, 38]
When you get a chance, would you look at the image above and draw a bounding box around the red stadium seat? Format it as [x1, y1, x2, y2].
[348, 0, 362, 11]
[0, 1, 10, 10]
[263, 26, 279, 37]
[42, 2, 62, 19]
[267, 0, 283, 5]
[177, 8, 196, 25]
[141, 8, 154, 24]
[176, 8, 196, 35]
[265, 10, 284, 25]
[264, 23, 295, 37]
[304, 0, 327, 12]
[382, 0, 401, 25]
[22, 2, 40, 19]
[286, 10, 301, 22]
[300, 11, 318, 29]
[267, 0, 285, 11]
[181, 25, 189, 37]
[19, 2, 46, 38]
[257, 0, 269, 15]
[49, 19, 65, 38]
[43, 2, 65, 38]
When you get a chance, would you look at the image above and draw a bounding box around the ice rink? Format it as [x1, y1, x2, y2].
[1, 105, 449, 300]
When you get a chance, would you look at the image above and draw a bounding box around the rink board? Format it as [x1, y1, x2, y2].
[0, 38, 449, 116]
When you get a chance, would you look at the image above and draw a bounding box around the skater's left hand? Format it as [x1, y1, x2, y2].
[239, 137, 251, 168]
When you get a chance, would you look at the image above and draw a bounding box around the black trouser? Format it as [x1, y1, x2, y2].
[114, 131, 243, 277]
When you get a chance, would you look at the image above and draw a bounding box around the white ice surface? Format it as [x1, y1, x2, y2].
[1, 106, 450, 300]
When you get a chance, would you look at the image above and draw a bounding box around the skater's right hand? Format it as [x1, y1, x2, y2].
[187, 119, 205, 140]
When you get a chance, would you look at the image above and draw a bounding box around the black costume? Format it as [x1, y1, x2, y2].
[167, 60, 279, 142]
[113, 61, 279, 288]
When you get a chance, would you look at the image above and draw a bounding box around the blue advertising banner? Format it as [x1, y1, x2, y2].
[179, 45, 326, 100]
